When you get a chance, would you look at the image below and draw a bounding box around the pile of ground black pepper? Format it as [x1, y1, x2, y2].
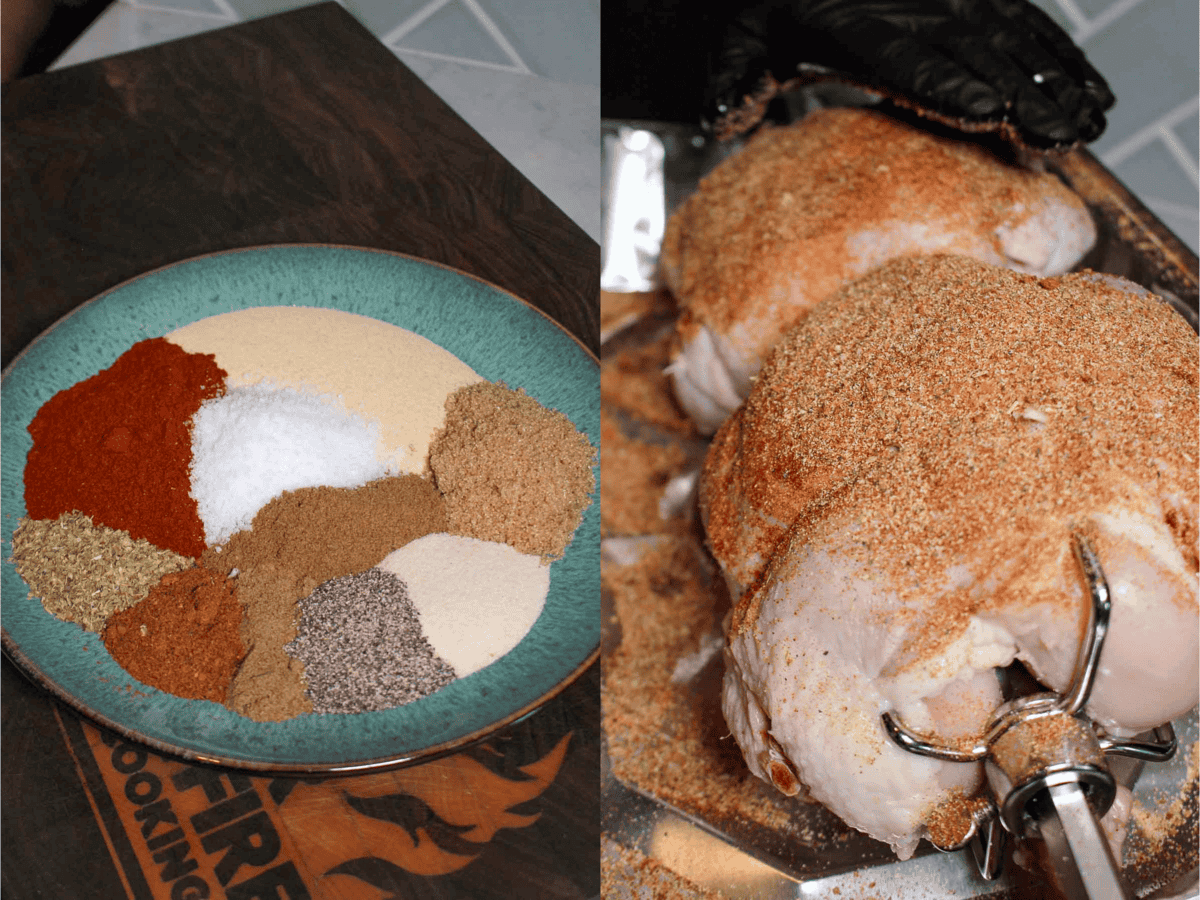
[284, 568, 455, 714]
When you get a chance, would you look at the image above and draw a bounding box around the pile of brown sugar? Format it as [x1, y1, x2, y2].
[429, 381, 596, 561]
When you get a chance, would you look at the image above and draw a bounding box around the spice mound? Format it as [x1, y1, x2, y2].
[12, 512, 192, 633]
[377, 533, 551, 677]
[430, 381, 597, 560]
[189, 384, 388, 546]
[23, 337, 225, 559]
[201, 475, 448, 722]
[285, 568, 456, 715]
[103, 567, 244, 704]
[16, 307, 596, 724]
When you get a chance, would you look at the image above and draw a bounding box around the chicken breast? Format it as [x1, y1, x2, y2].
[663, 108, 1097, 434]
[701, 255, 1198, 858]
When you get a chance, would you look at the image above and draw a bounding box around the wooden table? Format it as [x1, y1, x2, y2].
[1, 4, 599, 898]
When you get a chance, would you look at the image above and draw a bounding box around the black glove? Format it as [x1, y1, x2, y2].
[705, 0, 1115, 150]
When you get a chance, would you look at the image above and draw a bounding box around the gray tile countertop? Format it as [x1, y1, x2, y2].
[1030, 0, 1198, 254]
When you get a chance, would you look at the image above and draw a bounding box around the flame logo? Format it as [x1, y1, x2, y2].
[274, 733, 572, 893]
[70, 713, 575, 899]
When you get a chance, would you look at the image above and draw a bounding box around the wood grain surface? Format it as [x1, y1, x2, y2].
[1, 1, 599, 369]
[1, 4, 600, 898]
[2, 654, 600, 899]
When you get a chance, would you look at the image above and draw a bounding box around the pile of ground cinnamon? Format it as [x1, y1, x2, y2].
[429, 381, 596, 561]
[103, 567, 243, 703]
[201, 474, 447, 721]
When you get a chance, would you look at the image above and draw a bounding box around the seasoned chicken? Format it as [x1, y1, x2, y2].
[663, 108, 1097, 434]
[701, 255, 1198, 858]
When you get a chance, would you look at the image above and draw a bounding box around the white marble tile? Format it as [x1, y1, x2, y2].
[49, 3, 231, 71]
[397, 53, 600, 244]
[387, 1, 521, 72]
[124, 0, 238, 19]
[471, 0, 599, 86]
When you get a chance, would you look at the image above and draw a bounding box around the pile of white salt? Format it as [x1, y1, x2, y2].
[190, 385, 387, 546]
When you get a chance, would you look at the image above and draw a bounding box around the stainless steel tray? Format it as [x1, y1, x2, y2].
[600, 108, 1199, 899]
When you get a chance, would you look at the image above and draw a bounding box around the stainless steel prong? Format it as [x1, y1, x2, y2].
[878, 528, 1174, 894]
[1099, 723, 1177, 762]
[880, 711, 989, 762]
[969, 802, 1007, 881]
[1061, 532, 1112, 716]
[1035, 781, 1131, 899]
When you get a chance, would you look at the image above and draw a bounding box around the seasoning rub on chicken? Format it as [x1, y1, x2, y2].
[702, 255, 1198, 858]
[663, 108, 1097, 434]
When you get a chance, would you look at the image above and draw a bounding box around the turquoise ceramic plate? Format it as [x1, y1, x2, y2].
[1, 245, 599, 772]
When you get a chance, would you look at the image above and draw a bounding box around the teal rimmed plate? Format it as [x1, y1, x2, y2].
[1, 244, 599, 773]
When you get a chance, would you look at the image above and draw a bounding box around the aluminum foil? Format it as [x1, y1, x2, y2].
[600, 112, 1199, 900]
[601, 126, 666, 292]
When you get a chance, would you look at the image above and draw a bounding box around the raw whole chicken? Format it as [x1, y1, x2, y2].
[662, 107, 1097, 434]
[700, 255, 1198, 859]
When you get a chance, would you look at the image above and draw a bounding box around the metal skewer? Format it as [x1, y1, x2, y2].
[880, 531, 1177, 899]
